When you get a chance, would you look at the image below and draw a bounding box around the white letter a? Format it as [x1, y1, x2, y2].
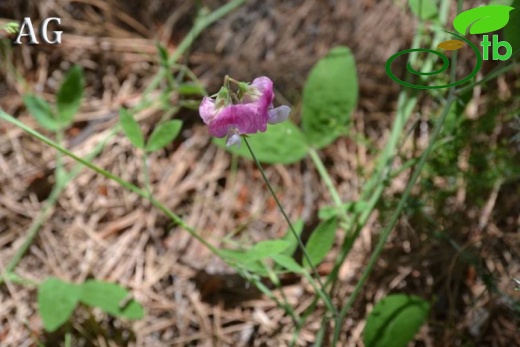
[13, 17, 39, 45]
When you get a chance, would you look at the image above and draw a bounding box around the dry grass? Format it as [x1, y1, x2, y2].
[1, 0, 520, 346]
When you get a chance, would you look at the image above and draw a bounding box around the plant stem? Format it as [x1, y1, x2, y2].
[0, 111, 220, 256]
[0, 126, 117, 283]
[139, 0, 246, 111]
[242, 137, 337, 316]
[308, 148, 345, 214]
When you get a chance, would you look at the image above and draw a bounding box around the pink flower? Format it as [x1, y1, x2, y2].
[199, 76, 290, 147]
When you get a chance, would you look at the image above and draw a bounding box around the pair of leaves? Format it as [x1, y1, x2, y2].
[220, 216, 338, 275]
[24, 65, 84, 131]
[363, 294, 430, 347]
[220, 239, 301, 275]
[217, 45, 358, 163]
[38, 277, 144, 332]
[120, 109, 182, 152]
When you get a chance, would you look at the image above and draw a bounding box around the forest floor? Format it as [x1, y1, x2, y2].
[0, 0, 519, 346]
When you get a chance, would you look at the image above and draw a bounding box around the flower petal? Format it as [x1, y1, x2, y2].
[226, 133, 241, 147]
[208, 103, 266, 138]
[268, 105, 291, 124]
[199, 96, 217, 124]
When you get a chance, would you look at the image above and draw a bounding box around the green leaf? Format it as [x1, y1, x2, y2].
[145, 120, 182, 152]
[119, 109, 144, 149]
[220, 240, 291, 275]
[248, 240, 291, 260]
[302, 46, 358, 149]
[504, 1, 520, 54]
[453, 5, 514, 35]
[56, 65, 84, 127]
[363, 294, 430, 347]
[271, 254, 305, 273]
[218, 249, 270, 275]
[38, 277, 82, 332]
[408, 0, 439, 20]
[23, 95, 60, 131]
[213, 121, 308, 164]
[79, 280, 144, 320]
[303, 217, 337, 268]
[119, 108, 144, 149]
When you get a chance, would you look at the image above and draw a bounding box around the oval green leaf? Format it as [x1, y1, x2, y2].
[23, 95, 60, 131]
[38, 277, 82, 332]
[363, 294, 430, 347]
[302, 46, 358, 149]
[504, 1, 520, 54]
[453, 5, 514, 35]
[79, 280, 144, 320]
[119, 109, 144, 149]
[57, 65, 84, 127]
[145, 119, 182, 152]
[213, 121, 308, 164]
[303, 216, 337, 268]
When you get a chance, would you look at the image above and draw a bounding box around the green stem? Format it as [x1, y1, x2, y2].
[0, 110, 219, 257]
[0, 126, 117, 283]
[333, 90, 456, 339]
[139, 0, 246, 110]
[242, 137, 337, 316]
[308, 148, 344, 212]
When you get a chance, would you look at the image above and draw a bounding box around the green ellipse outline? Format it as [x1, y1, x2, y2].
[406, 50, 449, 76]
[385, 30, 483, 90]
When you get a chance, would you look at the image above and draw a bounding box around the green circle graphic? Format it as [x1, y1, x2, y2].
[385, 31, 483, 89]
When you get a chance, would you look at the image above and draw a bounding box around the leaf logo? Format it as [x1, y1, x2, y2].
[453, 5, 514, 36]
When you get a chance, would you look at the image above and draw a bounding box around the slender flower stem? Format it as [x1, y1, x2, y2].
[243, 137, 337, 316]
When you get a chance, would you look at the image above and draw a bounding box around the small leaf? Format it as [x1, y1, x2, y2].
[437, 39, 465, 51]
[145, 120, 182, 152]
[38, 277, 82, 332]
[271, 254, 305, 273]
[408, 0, 439, 20]
[213, 121, 308, 164]
[363, 294, 430, 347]
[56, 65, 84, 127]
[23, 95, 60, 131]
[79, 280, 144, 320]
[248, 240, 291, 261]
[119, 109, 144, 148]
[218, 249, 269, 274]
[303, 217, 337, 268]
[302, 46, 358, 148]
[504, 1, 520, 54]
[453, 5, 514, 35]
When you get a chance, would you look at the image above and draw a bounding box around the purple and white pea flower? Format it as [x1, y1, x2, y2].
[199, 76, 291, 147]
